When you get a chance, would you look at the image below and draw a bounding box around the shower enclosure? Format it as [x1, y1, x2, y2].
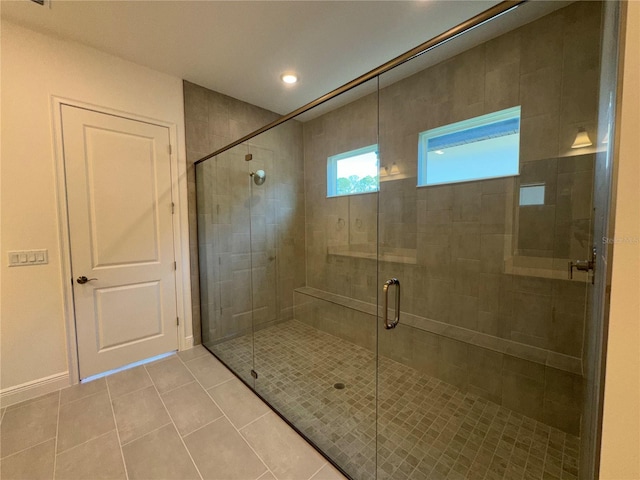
[192, 1, 621, 479]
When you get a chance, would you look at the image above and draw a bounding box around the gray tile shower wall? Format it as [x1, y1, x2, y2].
[301, 1, 600, 361]
[184, 82, 305, 345]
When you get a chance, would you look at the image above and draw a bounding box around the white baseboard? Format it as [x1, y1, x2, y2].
[184, 335, 194, 349]
[0, 372, 70, 408]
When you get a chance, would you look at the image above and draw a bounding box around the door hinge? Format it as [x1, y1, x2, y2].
[174, 261, 177, 271]
[168, 144, 172, 155]
[250, 369, 258, 379]
[171, 202, 175, 214]
[176, 317, 179, 326]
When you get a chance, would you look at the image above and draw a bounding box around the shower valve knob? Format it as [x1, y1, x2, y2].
[568, 247, 596, 283]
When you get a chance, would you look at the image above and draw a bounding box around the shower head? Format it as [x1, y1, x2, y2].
[250, 170, 266, 186]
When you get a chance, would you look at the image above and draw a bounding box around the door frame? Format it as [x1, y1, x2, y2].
[51, 96, 193, 385]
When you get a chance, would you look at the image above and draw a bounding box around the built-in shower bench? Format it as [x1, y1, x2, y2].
[294, 286, 582, 376]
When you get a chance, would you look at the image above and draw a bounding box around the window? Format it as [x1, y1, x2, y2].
[327, 145, 379, 197]
[418, 106, 521, 186]
[519, 184, 545, 206]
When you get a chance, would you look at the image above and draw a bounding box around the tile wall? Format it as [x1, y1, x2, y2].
[302, 1, 601, 360]
[185, 82, 305, 345]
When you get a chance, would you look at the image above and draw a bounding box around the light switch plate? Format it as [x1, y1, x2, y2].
[8, 249, 48, 266]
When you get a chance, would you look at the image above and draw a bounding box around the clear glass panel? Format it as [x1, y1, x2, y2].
[376, 1, 603, 478]
[196, 143, 255, 386]
[248, 79, 380, 480]
[193, 1, 616, 478]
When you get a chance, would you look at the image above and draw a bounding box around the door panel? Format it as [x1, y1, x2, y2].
[62, 105, 178, 379]
[94, 281, 163, 349]
[86, 127, 161, 266]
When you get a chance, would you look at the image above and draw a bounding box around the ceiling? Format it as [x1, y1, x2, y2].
[1, 0, 567, 121]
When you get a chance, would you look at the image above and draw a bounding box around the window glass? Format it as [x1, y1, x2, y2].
[327, 145, 379, 197]
[418, 106, 521, 186]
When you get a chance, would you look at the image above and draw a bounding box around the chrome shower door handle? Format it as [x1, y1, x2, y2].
[383, 278, 400, 329]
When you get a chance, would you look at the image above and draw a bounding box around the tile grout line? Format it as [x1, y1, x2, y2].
[560, 430, 567, 478]
[541, 428, 552, 478]
[51, 390, 61, 479]
[521, 423, 542, 478]
[0, 436, 57, 462]
[53, 429, 117, 457]
[536, 425, 550, 478]
[237, 409, 272, 432]
[106, 375, 131, 480]
[118, 421, 174, 448]
[202, 375, 235, 390]
[154, 379, 198, 397]
[307, 461, 330, 480]
[59, 387, 106, 408]
[52, 391, 116, 457]
[144, 363, 205, 480]
[176, 354, 279, 480]
[176, 349, 209, 364]
[481, 401, 506, 480]
[106, 374, 158, 401]
[4, 391, 60, 413]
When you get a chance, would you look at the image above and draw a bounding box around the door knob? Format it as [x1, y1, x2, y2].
[76, 276, 98, 284]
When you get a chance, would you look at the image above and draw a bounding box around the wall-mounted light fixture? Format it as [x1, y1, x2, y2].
[571, 127, 593, 149]
[381, 163, 400, 176]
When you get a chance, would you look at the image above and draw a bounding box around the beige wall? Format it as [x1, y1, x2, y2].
[0, 21, 190, 394]
[599, 1, 640, 477]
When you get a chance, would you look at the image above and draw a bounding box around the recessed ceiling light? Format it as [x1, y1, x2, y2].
[281, 73, 298, 84]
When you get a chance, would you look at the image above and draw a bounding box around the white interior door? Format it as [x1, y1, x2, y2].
[62, 105, 178, 379]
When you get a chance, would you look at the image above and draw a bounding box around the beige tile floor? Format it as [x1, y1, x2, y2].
[0, 346, 346, 480]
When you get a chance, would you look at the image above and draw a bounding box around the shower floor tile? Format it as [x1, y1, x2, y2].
[210, 319, 580, 480]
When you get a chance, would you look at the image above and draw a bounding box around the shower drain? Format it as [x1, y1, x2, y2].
[333, 382, 346, 390]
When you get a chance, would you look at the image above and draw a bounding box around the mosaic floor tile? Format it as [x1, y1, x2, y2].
[210, 319, 580, 480]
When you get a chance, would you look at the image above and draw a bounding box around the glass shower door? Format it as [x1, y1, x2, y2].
[248, 82, 380, 480]
[376, 2, 603, 479]
[196, 143, 256, 386]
